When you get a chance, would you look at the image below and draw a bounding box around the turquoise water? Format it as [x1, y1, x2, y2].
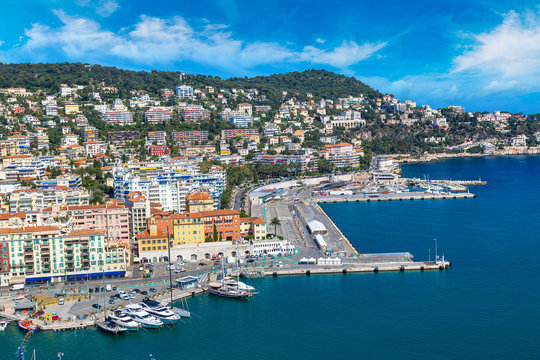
[2, 156, 540, 359]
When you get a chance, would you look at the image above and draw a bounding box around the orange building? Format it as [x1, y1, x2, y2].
[200, 209, 240, 241]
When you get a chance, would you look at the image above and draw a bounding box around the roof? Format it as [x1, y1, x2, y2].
[307, 220, 327, 233]
[172, 212, 203, 219]
[0, 226, 61, 234]
[68, 229, 105, 236]
[199, 209, 240, 217]
[187, 191, 212, 201]
[240, 217, 266, 224]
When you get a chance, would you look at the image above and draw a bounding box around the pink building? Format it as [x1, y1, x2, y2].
[41, 204, 130, 246]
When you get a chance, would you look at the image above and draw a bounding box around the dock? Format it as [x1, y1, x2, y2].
[314, 192, 475, 203]
[263, 261, 451, 277]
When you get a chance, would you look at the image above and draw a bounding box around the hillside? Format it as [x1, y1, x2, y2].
[0, 63, 382, 101]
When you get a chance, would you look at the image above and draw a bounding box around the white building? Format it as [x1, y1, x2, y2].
[176, 85, 194, 98]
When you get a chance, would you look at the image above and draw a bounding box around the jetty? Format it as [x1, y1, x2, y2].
[314, 192, 475, 203]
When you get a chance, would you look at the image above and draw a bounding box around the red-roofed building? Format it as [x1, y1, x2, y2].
[148, 145, 170, 157]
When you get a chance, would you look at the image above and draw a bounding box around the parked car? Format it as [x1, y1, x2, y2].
[58, 298, 65, 305]
[140, 291, 148, 296]
[108, 299, 115, 305]
[92, 304, 101, 309]
[118, 290, 127, 295]
[119, 294, 129, 300]
[149, 288, 157, 293]
[128, 289, 137, 294]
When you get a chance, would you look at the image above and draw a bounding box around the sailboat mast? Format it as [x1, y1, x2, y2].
[167, 227, 173, 307]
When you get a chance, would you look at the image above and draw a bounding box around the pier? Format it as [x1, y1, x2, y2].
[314, 192, 475, 203]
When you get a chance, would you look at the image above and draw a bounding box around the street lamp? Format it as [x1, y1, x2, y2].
[434, 238, 438, 263]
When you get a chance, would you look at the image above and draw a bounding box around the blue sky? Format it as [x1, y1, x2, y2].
[1, 0, 540, 113]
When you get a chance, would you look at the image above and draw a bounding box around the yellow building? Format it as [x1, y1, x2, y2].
[64, 102, 80, 115]
[136, 222, 169, 262]
[172, 213, 204, 245]
[186, 191, 214, 212]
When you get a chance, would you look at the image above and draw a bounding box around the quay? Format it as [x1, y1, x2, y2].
[314, 192, 475, 203]
[263, 260, 451, 277]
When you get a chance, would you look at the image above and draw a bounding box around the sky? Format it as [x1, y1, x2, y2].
[1, 0, 540, 113]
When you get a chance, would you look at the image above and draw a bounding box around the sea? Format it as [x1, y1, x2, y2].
[1, 156, 539, 360]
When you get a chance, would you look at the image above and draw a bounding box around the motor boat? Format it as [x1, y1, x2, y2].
[122, 304, 163, 328]
[140, 300, 181, 324]
[18, 319, 40, 332]
[0, 320, 7, 331]
[208, 282, 255, 299]
[96, 320, 127, 335]
[107, 310, 142, 331]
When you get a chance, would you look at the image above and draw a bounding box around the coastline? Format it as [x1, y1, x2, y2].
[392, 146, 540, 164]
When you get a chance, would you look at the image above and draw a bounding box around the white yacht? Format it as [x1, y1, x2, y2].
[140, 300, 181, 324]
[122, 304, 163, 328]
[107, 310, 142, 331]
[222, 277, 256, 291]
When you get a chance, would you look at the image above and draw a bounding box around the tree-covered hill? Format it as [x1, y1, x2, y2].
[0, 63, 382, 101]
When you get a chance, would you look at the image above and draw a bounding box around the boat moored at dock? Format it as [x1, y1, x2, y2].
[18, 319, 40, 332]
[96, 320, 128, 335]
[107, 310, 142, 331]
[123, 304, 163, 328]
[140, 300, 181, 324]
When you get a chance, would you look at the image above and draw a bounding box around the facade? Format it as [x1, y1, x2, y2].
[147, 131, 167, 146]
[321, 143, 360, 168]
[176, 85, 194, 98]
[148, 145, 170, 157]
[108, 131, 140, 144]
[64, 102, 80, 115]
[172, 213, 204, 245]
[221, 128, 259, 140]
[145, 107, 173, 123]
[253, 154, 317, 171]
[0, 227, 128, 285]
[136, 222, 170, 262]
[41, 204, 130, 246]
[104, 110, 134, 125]
[172, 131, 208, 143]
[223, 112, 254, 127]
[240, 217, 267, 240]
[183, 105, 210, 122]
[125, 191, 151, 236]
[200, 209, 241, 241]
[81, 126, 99, 141]
[251, 240, 295, 257]
[113, 164, 226, 213]
[9, 187, 90, 212]
[186, 191, 214, 212]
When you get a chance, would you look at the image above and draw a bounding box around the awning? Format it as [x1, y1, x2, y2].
[25, 276, 52, 283]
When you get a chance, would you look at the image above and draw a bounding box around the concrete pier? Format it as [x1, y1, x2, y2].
[314, 192, 475, 203]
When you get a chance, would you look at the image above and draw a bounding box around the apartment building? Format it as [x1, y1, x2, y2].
[240, 217, 267, 240]
[108, 131, 140, 144]
[176, 85, 194, 98]
[40, 204, 130, 246]
[183, 105, 210, 122]
[145, 107, 173, 123]
[125, 191, 151, 236]
[186, 191, 214, 212]
[200, 209, 240, 241]
[172, 131, 209, 143]
[172, 213, 204, 245]
[136, 221, 170, 262]
[104, 110, 133, 125]
[321, 143, 360, 168]
[9, 187, 90, 212]
[221, 128, 259, 140]
[147, 131, 167, 146]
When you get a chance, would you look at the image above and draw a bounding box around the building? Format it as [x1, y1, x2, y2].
[172, 213, 204, 245]
[237, 103, 253, 116]
[64, 102, 80, 115]
[0, 226, 128, 285]
[253, 154, 317, 171]
[251, 239, 295, 256]
[240, 217, 267, 240]
[113, 163, 226, 213]
[136, 222, 170, 262]
[125, 192, 151, 236]
[36, 175, 81, 188]
[177, 145, 216, 156]
[221, 128, 259, 140]
[145, 107, 173, 123]
[176, 85, 194, 98]
[81, 126, 99, 141]
[183, 105, 210, 122]
[104, 110, 133, 125]
[511, 134, 528, 147]
[186, 191, 214, 212]
[83, 141, 107, 157]
[321, 143, 360, 168]
[148, 145, 170, 157]
[9, 187, 91, 212]
[172, 131, 208, 143]
[62, 134, 79, 147]
[147, 131, 167, 146]
[222, 112, 254, 128]
[41, 204, 130, 246]
[432, 118, 449, 131]
[108, 131, 140, 144]
[200, 209, 240, 241]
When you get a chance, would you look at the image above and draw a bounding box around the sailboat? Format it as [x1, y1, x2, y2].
[95, 267, 127, 334]
[208, 258, 257, 299]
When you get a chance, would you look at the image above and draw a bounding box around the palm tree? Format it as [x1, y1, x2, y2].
[270, 217, 281, 236]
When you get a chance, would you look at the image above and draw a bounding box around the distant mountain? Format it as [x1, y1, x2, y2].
[0, 63, 382, 101]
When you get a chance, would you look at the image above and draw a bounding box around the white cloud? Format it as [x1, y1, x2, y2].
[20, 11, 386, 71]
[0, 41, 4, 47]
[453, 10, 540, 85]
[315, 38, 325, 44]
[96, 0, 120, 17]
[77, 0, 120, 17]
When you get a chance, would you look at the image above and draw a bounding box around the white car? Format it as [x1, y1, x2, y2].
[120, 294, 130, 300]
[58, 298, 65, 305]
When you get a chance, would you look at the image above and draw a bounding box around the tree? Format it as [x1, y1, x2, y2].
[270, 217, 281, 235]
[213, 224, 218, 242]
